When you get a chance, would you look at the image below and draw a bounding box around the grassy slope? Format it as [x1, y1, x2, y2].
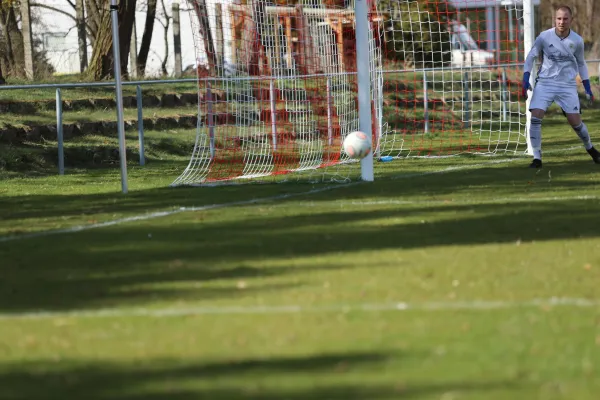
[1, 108, 600, 398]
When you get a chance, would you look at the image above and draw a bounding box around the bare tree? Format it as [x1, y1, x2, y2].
[76, 0, 88, 72]
[172, 1, 182, 76]
[137, 0, 157, 76]
[584, 0, 600, 58]
[156, 0, 170, 76]
[20, 0, 34, 79]
[585, 0, 594, 40]
[0, 2, 25, 77]
[191, 0, 216, 74]
[85, 0, 103, 45]
[30, 0, 88, 73]
[87, 0, 137, 80]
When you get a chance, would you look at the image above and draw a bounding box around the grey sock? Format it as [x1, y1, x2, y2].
[573, 122, 592, 150]
[530, 116, 542, 159]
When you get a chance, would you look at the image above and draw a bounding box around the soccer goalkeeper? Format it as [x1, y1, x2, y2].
[522, 4, 600, 168]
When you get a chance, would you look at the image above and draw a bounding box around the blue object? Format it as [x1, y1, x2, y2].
[379, 156, 394, 162]
[522, 72, 531, 91]
[583, 79, 593, 99]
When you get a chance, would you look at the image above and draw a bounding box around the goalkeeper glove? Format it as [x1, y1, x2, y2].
[583, 79, 594, 102]
[521, 72, 531, 98]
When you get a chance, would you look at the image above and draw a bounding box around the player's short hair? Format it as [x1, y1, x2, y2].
[555, 4, 573, 16]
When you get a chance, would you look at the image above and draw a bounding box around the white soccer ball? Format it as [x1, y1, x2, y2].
[343, 131, 372, 159]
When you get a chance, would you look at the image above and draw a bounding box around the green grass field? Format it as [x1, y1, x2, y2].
[1, 108, 600, 399]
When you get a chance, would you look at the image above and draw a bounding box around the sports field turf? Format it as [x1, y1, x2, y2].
[1, 110, 600, 399]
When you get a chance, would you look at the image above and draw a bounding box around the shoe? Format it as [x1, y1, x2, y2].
[586, 147, 600, 164]
[529, 159, 542, 168]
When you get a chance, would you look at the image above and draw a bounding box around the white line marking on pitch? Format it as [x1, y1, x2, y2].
[1, 298, 598, 320]
[278, 194, 599, 210]
[0, 183, 358, 243]
[390, 158, 517, 180]
[347, 194, 599, 206]
[1, 148, 584, 244]
[0, 158, 517, 243]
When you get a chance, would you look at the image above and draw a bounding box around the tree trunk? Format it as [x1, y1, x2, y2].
[87, 0, 137, 80]
[160, 0, 170, 76]
[585, 0, 594, 41]
[117, 0, 137, 77]
[85, 0, 103, 46]
[137, 0, 157, 76]
[173, 1, 182, 77]
[590, 31, 600, 58]
[0, 5, 24, 78]
[130, 18, 138, 78]
[76, 0, 88, 72]
[587, 0, 599, 56]
[192, 0, 216, 74]
[0, 12, 15, 74]
[20, 0, 34, 79]
[86, 7, 112, 80]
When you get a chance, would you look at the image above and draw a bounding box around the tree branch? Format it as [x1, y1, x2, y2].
[85, 0, 103, 29]
[85, 0, 104, 43]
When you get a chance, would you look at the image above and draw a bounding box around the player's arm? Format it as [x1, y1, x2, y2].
[575, 39, 593, 101]
[522, 36, 543, 97]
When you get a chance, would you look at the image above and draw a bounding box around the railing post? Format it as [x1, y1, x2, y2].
[56, 88, 64, 175]
[136, 85, 145, 166]
[326, 76, 333, 146]
[269, 79, 277, 151]
[423, 72, 429, 134]
[463, 72, 471, 129]
[501, 68, 508, 122]
[207, 82, 215, 158]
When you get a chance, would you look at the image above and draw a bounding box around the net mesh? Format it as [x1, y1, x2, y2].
[173, 0, 528, 186]
[374, 0, 527, 158]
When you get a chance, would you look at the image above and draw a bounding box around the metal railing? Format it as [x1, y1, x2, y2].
[0, 78, 197, 175]
[1, 58, 599, 176]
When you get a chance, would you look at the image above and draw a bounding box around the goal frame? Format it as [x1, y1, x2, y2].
[173, 0, 538, 186]
[522, 0, 535, 156]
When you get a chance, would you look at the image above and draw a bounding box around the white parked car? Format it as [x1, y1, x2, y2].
[450, 22, 495, 68]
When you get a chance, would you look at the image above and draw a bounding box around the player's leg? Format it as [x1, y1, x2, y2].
[565, 113, 600, 163]
[529, 108, 545, 167]
[528, 85, 554, 168]
[557, 90, 600, 164]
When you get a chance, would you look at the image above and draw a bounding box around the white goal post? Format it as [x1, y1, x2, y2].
[522, 0, 535, 156]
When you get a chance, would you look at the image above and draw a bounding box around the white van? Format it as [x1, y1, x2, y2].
[450, 22, 495, 68]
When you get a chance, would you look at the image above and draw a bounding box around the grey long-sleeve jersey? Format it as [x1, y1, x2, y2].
[523, 28, 589, 87]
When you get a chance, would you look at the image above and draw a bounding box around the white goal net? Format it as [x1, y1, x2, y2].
[173, 0, 530, 186]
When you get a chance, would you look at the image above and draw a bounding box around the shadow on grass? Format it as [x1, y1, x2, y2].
[0, 352, 517, 400]
[1, 170, 600, 312]
[1, 157, 599, 223]
[0, 131, 194, 178]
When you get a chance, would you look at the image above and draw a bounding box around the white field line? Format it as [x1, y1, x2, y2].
[283, 194, 599, 209]
[0, 158, 519, 243]
[390, 157, 517, 180]
[545, 145, 582, 154]
[347, 195, 599, 206]
[396, 145, 582, 161]
[1, 298, 599, 320]
[0, 147, 584, 243]
[0, 184, 360, 243]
